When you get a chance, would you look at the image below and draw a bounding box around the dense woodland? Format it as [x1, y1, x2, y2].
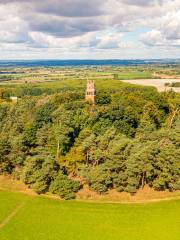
[0, 80, 179, 199]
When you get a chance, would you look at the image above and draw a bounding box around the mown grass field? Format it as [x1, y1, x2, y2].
[0, 190, 179, 240]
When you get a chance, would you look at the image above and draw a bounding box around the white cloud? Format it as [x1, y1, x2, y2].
[162, 11, 180, 40]
[28, 31, 127, 50]
[141, 9, 180, 48]
[0, 0, 180, 59]
[141, 30, 165, 46]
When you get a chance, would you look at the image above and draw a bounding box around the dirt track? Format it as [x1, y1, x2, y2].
[0, 203, 25, 229]
[123, 79, 180, 92]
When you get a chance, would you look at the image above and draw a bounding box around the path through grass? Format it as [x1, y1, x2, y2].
[0, 203, 24, 229]
[0, 190, 179, 240]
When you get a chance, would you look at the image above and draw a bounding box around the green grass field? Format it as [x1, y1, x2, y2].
[0, 190, 179, 240]
[117, 70, 153, 80]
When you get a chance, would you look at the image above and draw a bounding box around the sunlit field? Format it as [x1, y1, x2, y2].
[0, 190, 179, 240]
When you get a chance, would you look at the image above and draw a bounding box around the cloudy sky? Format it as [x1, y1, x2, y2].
[0, 0, 180, 59]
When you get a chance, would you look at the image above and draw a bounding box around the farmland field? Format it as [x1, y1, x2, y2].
[0, 190, 180, 240]
[1, 65, 180, 94]
[123, 78, 180, 92]
[115, 70, 153, 80]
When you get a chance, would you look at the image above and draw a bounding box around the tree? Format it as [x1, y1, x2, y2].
[80, 165, 112, 193]
[50, 171, 81, 199]
[22, 155, 60, 194]
[0, 88, 5, 99]
[166, 97, 180, 128]
[0, 138, 12, 174]
[153, 145, 180, 191]
[125, 140, 159, 193]
[34, 103, 56, 129]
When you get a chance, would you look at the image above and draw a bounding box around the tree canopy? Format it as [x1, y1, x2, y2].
[0, 82, 179, 198]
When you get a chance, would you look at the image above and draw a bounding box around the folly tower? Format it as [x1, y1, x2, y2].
[85, 80, 96, 104]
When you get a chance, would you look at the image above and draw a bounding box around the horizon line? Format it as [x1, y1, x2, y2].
[0, 58, 180, 61]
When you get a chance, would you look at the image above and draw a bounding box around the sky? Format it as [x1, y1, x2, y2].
[0, 0, 180, 60]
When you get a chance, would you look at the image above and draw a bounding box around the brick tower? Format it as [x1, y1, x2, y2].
[85, 80, 96, 104]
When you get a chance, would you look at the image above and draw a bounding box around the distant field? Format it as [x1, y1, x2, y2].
[0, 190, 180, 240]
[116, 70, 153, 80]
[123, 79, 180, 92]
[0, 65, 180, 97]
[0, 65, 179, 86]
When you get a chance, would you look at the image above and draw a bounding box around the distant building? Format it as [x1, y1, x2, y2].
[85, 80, 96, 104]
[10, 96, 18, 103]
